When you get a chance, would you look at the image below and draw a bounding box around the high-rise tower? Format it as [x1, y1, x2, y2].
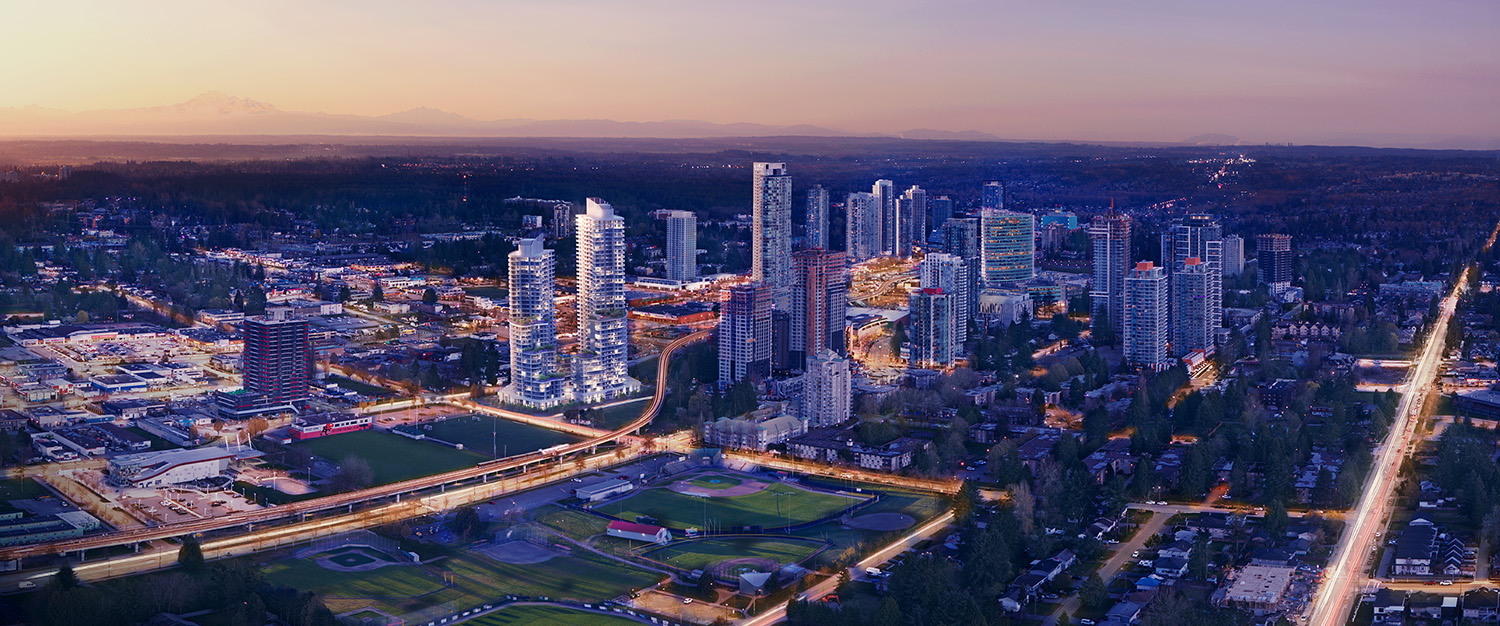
[898, 185, 927, 257]
[920, 253, 970, 344]
[503, 238, 566, 407]
[791, 248, 847, 369]
[1089, 213, 1132, 337]
[806, 185, 829, 250]
[803, 350, 852, 428]
[575, 198, 640, 402]
[1171, 257, 1214, 357]
[718, 281, 773, 385]
[909, 288, 956, 368]
[752, 162, 793, 311]
[1162, 214, 1223, 340]
[664, 210, 697, 283]
[1124, 262, 1169, 371]
[1257, 234, 1293, 291]
[981, 209, 1035, 286]
[219, 307, 310, 418]
[873, 179, 896, 256]
[845, 192, 879, 263]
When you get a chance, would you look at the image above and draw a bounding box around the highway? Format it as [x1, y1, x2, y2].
[1306, 268, 1468, 626]
[0, 328, 712, 563]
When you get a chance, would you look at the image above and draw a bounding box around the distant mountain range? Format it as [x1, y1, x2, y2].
[0, 92, 868, 139]
[1, 92, 1495, 150]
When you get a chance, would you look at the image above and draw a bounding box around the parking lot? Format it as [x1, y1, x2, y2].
[117, 487, 260, 525]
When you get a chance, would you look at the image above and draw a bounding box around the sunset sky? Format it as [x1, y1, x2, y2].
[2, 0, 1496, 144]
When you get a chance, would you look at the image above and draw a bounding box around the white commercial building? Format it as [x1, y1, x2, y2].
[664, 210, 697, 282]
[574, 199, 641, 403]
[108, 447, 234, 487]
[502, 238, 567, 408]
[1124, 261, 1170, 371]
[752, 162, 793, 312]
[803, 349, 852, 428]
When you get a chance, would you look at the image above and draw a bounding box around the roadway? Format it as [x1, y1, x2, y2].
[0, 328, 713, 563]
[1306, 266, 1469, 626]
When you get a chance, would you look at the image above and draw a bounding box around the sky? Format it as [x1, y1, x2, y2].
[1, 0, 1497, 144]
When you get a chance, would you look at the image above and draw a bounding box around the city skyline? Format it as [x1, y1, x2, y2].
[1, 2, 1495, 147]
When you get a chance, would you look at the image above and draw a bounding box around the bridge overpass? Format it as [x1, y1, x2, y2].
[0, 328, 712, 566]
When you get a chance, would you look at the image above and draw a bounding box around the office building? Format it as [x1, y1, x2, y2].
[663, 210, 697, 282]
[218, 307, 309, 419]
[1223, 235, 1244, 276]
[791, 249, 847, 369]
[980, 209, 1035, 286]
[753, 162, 794, 311]
[803, 349, 852, 428]
[1162, 214, 1223, 338]
[806, 185, 829, 250]
[1089, 213, 1132, 337]
[909, 288, 956, 369]
[920, 253, 970, 344]
[873, 179, 896, 256]
[575, 198, 640, 403]
[1172, 258, 1214, 357]
[898, 185, 927, 257]
[1040, 210, 1079, 230]
[929, 196, 954, 241]
[845, 192, 880, 263]
[982, 181, 1004, 211]
[502, 238, 566, 408]
[719, 281, 773, 385]
[1257, 234, 1293, 290]
[1124, 262, 1169, 371]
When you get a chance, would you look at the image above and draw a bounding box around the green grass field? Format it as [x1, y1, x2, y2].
[467, 605, 639, 626]
[0, 478, 50, 501]
[289, 430, 489, 485]
[261, 547, 661, 618]
[437, 550, 663, 602]
[643, 536, 823, 571]
[533, 504, 611, 541]
[424, 415, 581, 458]
[609, 483, 864, 529]
[686, 475, 742, 490]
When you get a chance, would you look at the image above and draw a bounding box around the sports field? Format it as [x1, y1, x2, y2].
[289, 430, 490, 485]
[534, 505, 611, 541]
[424, 415, 581, 459]
[643, 536, 823, 572]
[438, 550, 663, 601]
[467, 605, 640, 626]
[609, 483, 864, 529]
[262, 547, 662, 618]
[686, 474, 742, 490]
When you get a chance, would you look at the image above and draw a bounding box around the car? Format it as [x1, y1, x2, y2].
[682, 598, 693, 604]
[1132, 551, 1140, 558]
[1440, 581, 1454, 586]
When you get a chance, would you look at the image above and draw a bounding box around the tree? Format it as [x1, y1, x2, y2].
[697, 569, 717, 598]
[371, 282, 385, 302]
[1264, 500, 1289, 538]
[422, 287, 438, 305]
[450, 507, 486, 542]
[178, 535, 205, 574]
[52, 564, 79, 590]
[1079, 573, 1108, 609]
[331, 455, 374, 492]
[245, 417, 270, 439]
[337, 285, 351, 303]
[955, 481, 979, 522]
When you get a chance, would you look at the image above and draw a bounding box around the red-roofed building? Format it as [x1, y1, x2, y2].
[606, 520, 672, 544]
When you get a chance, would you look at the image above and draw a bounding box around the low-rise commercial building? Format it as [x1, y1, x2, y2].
[108, 448, 234, 487]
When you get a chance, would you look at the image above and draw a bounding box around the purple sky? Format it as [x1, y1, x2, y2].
[2, 0, 1496, 145]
